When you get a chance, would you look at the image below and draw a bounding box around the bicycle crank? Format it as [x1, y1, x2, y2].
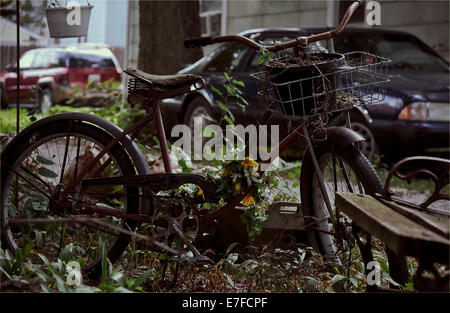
[148, 196, 203, 258]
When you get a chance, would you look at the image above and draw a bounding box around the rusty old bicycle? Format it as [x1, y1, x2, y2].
[1, 1, 389, 277]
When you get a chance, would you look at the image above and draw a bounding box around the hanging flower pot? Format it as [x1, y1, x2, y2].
[45, 1, 93, 38]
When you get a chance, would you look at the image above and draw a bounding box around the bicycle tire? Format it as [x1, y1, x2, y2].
[300, 142, 381, 253]
[1, 119, 139, 277]
[300, 141, 409, 287]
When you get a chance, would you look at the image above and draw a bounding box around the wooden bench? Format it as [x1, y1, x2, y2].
[335, 192, 450, 292]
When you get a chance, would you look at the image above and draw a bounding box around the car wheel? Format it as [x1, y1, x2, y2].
[350, 120, 379, 161]
[184, 96, 212, 131]
[38, 88, 54, 113]
[183, 96, 213, 155]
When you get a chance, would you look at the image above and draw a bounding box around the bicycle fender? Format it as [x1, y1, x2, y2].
[3, 112, 150, 176]
[326, 126, 365, 147]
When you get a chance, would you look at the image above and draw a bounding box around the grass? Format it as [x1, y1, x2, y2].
[0, 237, 380, 293]
[0, 106, 94, 134]
[0, 104, 131, 133]
[375, 160, 446, 195]
[0, 108, 31, 134]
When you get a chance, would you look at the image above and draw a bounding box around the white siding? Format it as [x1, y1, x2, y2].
[225, 0, 327, 34]
[376, 0, 449, 60]
[125, 0, 140, 70]
[224, 0, 448, 60]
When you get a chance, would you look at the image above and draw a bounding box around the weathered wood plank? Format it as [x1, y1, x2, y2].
[335, 192, 450, 264]
[380, 198, 449, 238]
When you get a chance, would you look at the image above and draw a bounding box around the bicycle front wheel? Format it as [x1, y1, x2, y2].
[300, 142, 384, 264]
[1, 119, 139, 276]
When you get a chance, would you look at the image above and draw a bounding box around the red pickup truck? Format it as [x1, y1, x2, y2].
[0, 46, 122, 112]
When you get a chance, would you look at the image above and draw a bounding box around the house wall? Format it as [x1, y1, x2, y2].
[0, 17, 44, 45]
[376, 0, 449, 60]
[224, 0, 449, 61]
[225, 0, 328, 34]
[124, 0, 140, 70]
[124, 1, 449, 69]
[104, 0, 128, 47]
[57, 0, 128, 47]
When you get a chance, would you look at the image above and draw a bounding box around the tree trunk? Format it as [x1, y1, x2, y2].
[138, 0, 203, 75]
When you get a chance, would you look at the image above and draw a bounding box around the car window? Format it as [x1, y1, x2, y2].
[19, 51, 34, 69]
[68, 52, 115, 68]
[32, 51, 50, 69]
[204, 43, 248, 72]
[372, 37, 448, 70]
[178, 56, 207, 74]
[333, 34, 370, 54]
[334, 33, 448, 71]
[49, 51, 66, 68]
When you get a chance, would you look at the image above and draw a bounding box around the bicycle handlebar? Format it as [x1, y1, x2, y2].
[184, 1, 362, 51]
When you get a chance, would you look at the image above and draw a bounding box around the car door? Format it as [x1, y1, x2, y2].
[24, 50, 50, 103]
[4, 50, 35, 103]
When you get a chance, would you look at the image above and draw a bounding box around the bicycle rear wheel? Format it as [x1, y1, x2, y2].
[1, 119, 139, 276]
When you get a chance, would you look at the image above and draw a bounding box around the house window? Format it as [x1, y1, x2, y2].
[200, 0, 222, 36]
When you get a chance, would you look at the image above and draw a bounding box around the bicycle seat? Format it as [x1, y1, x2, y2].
[124, 68, 203, 89]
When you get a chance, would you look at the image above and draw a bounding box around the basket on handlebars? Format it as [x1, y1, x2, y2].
[252, 51, 390, 117]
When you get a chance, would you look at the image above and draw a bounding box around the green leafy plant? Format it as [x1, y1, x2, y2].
[209, 72, 248, 126]
[0, 241, 152, 293]
[257, 47, 275, 65]
[98, 243, 152, 292]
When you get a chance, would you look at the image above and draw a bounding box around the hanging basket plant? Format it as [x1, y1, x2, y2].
[45, 0, 93, 38]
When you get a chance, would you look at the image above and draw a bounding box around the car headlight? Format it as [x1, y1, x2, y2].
[398, 102, 450, 122]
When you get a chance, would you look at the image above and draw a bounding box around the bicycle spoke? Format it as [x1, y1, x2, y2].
[2, 161, 51, 200]
[73, 137, 82, 179]
[44, 141, 57, 184]
[19, 165, 51, 192]
[332, 148, 338, 193]
[338, 158, 354, 193]
[59, 122, 72, 184]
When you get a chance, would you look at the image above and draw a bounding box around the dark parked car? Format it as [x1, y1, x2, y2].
[162, 28, 449, 161]
[0, 45, 122, 112]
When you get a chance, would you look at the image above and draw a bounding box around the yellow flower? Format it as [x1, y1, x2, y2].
[196, 188, 203, 196]
[220, 169, 230, 177]
[241, 194, 255, 206]
[242, 157, 259, 170]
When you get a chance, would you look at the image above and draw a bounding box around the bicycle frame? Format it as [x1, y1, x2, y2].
[54, 97, 308, 221]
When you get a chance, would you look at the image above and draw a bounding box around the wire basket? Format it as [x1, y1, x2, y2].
[252, 51, 390, 117]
